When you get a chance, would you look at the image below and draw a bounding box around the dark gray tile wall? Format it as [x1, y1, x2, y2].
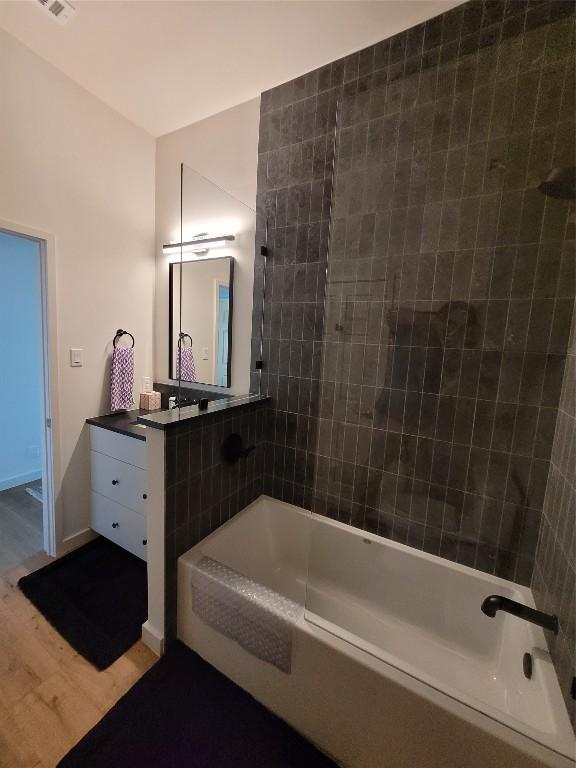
[251, 0, 575, 585]
[316, 2, 576, 587]
[164, 401, 267, 637]
[532, 304, 575, 728]
[253, 53, 338, 508]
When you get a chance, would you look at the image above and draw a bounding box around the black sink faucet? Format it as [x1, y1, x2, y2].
[169, 396, 199, 408]
[481, 595, 559, 634]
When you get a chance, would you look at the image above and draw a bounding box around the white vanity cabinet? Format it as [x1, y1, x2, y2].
[89, 425, 148, 560]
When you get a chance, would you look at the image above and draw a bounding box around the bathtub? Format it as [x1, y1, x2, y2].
[178, 496, 575, 768]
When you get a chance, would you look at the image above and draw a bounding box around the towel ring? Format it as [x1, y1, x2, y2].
[178, 332, 193, 347]
[113, 329, 135, 348]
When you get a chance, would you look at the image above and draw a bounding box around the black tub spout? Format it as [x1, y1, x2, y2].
[481, 595, 559, 635]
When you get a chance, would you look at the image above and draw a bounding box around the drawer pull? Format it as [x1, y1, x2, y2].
[142, 539, 147, 546]
[143, 493, 148, 500]
[111, 479, 119, 486]
[112, 522, 119, 528]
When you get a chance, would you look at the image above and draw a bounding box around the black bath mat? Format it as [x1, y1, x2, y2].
[18, 537, 147, 670]
[58, 641, 337, 768]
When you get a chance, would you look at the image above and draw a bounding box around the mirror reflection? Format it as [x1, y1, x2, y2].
[169, 256, 234, 387]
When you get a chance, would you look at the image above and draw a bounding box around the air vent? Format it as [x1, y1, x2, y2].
[35, 0, 76, 25]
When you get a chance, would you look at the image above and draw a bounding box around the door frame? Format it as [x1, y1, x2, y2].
[212, 279, 230, 385]
[0, 218, 60, 557]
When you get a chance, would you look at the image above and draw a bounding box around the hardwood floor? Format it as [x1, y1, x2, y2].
[0, 484, 43, 573]
[0, 553, 157, 768]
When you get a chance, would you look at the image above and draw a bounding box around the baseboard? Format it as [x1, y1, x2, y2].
[0, 470, 42, 492]
[57, 527, 97, 557]
[142, 620, 164, 656]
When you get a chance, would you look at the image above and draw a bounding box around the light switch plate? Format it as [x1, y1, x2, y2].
[70, 348, 83, 367]
[202, 347, 209, 360]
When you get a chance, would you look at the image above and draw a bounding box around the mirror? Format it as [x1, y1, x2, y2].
[169, 256, 234, 387]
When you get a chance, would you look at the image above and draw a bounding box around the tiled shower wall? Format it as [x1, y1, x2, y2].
[252, 0, 575, 584]
[165, 402, 267, 636]
[533, 305, 575, 727]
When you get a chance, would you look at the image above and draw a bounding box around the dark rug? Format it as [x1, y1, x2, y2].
[18, 537, 147, 670]
[58, 641, 338, 768]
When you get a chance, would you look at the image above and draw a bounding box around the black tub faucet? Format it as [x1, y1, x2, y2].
[481, 595, 559, 635]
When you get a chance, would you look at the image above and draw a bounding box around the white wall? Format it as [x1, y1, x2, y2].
[0, 29, 156, 547]
[0, 232, 42, 490]
[155, 98, 260, 394]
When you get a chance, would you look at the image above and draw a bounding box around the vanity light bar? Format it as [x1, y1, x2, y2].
[162, 234, 235, 255]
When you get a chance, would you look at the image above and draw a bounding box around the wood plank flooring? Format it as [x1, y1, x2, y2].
[0, 484, 43, 573]
[0, 553, 157, 768]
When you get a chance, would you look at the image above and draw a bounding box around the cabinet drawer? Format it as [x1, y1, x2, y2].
[91, 492, 147, 561]
[90, 425, 146, 469]
[91, 451, 147, 515]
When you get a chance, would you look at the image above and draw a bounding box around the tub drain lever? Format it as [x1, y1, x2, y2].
[523, 652, 533, 680]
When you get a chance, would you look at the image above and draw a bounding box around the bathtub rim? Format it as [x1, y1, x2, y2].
[179, 494, 575, 762]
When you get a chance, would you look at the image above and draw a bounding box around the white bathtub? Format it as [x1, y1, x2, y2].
[178, 496, 575, 768]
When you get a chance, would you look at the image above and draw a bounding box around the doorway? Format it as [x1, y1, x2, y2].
[0, 226, 55, 572]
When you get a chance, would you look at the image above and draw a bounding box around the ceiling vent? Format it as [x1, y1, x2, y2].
[35, 0, 76, 25]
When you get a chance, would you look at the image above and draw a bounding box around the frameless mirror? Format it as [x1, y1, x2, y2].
[163, 163, 256, 391]
[169, 256, 234, 387]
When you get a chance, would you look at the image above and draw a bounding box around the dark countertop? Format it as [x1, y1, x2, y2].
[137, 394, 269, 431]
[86, 409, 155, 441]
